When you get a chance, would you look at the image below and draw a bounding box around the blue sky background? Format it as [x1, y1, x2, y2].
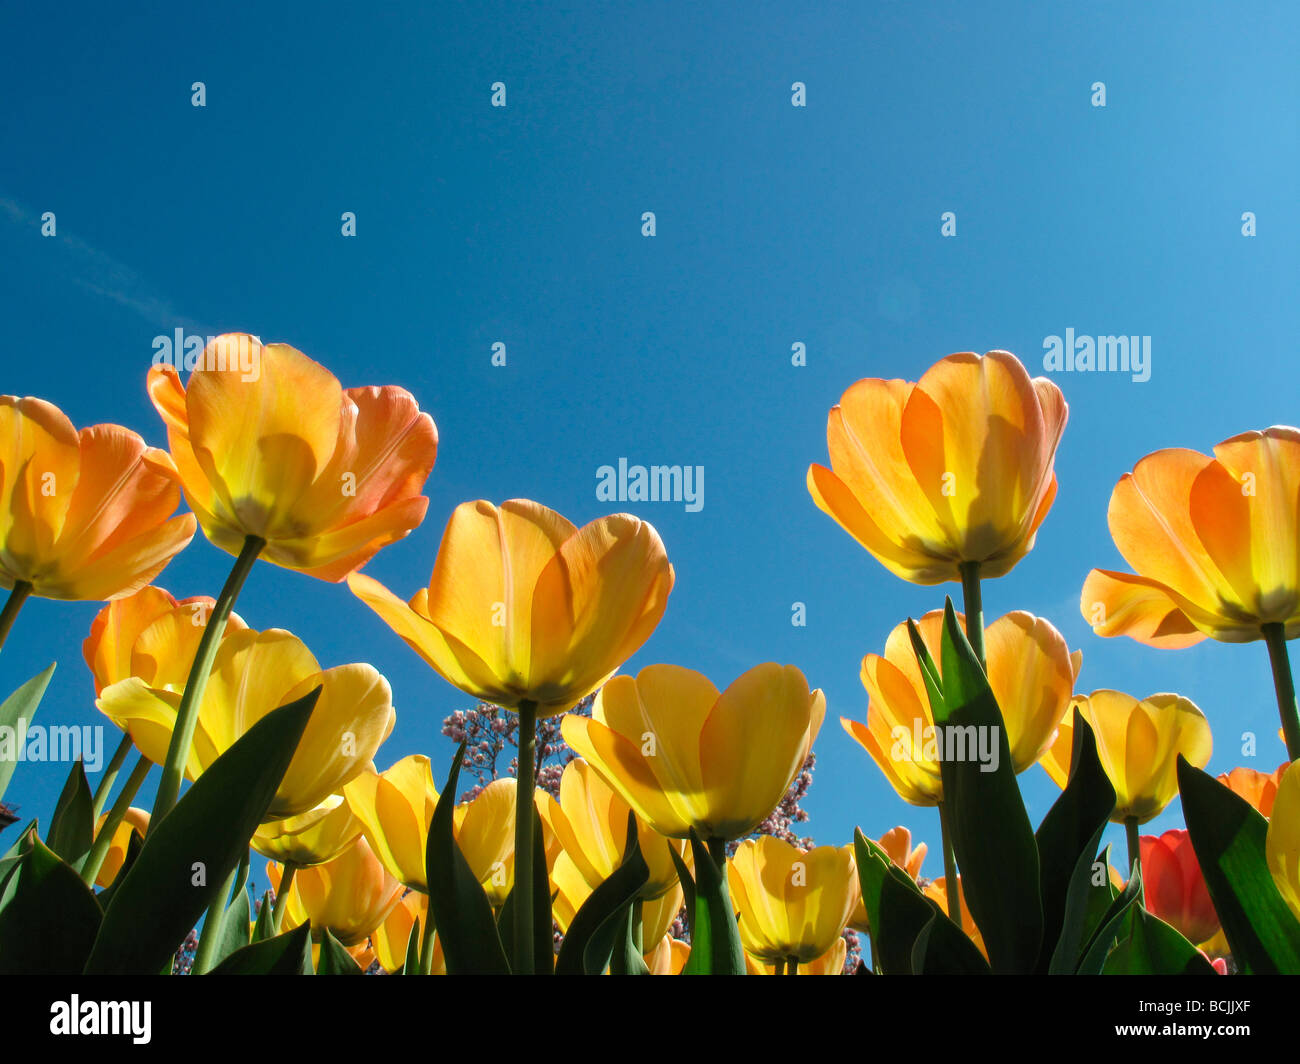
[2, 1, 1297, 894]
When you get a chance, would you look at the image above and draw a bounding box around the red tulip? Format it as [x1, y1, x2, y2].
[1140, 828, 1219, 945]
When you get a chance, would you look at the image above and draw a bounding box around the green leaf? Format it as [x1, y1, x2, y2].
[916, 601, 1042, 973]
[608, 900, 652, 975]
[317, 928, 364, 974]
[854, 829, 988, 975]
[0, 819, 36, 894]
[194, 850, 252, 973]
[0, 664, 55, 803]
[1035, 710, 1116, 972]
[425, 742, 510, 974]
[1049, 836, 1114, 974]
[0, 834, 102, 973]
[1075, 860, 1144, 974]
[95, 824, 145, 910]
[498, 804, 554, 974]
[1103, 906, 1218, 975]
[252, 890, 276, 942]
[402, 917, 422, 975]
[208, 922, 313, 974]
[84, 686, 319, 974]
[679, 830, 746, 975]
[668, 843, 696, 934]
[47, 758, 94, 870]
[1177, 757, 1300, 974]
[556, 814, 651, 975]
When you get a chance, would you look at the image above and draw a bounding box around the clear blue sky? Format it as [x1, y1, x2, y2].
[2, 1, 1297, 890]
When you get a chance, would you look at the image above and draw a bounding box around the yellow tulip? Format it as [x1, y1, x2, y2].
[344, 755, 439, 892]
[807, 351, 1067, 585]
[540, 759, 686, 899]
[453, 778, 519, 908]
[843, 610, 1081, 805]
[372, 892, 443, 973]
[645, 935, 690, 974]
[550, 851, 594, 934]
[848, 826, 927, 933]
[1081, 427, 1300, 647]
[252, 794, 363, 867]
[83, 586, 247, 696]
[1039, 690, 1212, 823]
[640, 880, 685, 945]
[348, 499, 674, 716]
[746, 936, 847, 975]
[1266, 761, 1300, 919]
[147, 334, 438, 582]
[97, 626, 395, 820]
[268, 836, 403, 947]
[91, 807, 150, 889]
[727, 836, 857, 966]
[562, 663, 825, 842]
[0, 397, 195, 601]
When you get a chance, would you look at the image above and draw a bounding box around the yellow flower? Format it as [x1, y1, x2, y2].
[808, 351, 1066, 585]
[842, 610, 1081, 805]
[550, 851, 594, 934]
[1081, 427, 1300, 646]
[727, 836, 857, 965]
[147, 334, 438, 581]
[641, 881, 685, 945]
[83, 585, 247, 695]
[562, 663, 825, 841]
[923, 875, 986, 958]
[746, 936, 847, 974]
[348, 499, 674, 715]
[0, 397, 194, 600]
[1039, 690, 1212, 823]
[645, 935, 690, 975]
[1266, 760, 1300, 919]
[372, 891, 442, 973]
[97, 626, 395, 820]
[848, 826, 927, 933]
[540, 759, 686, 899]
[453, 778, 520, 908]
[252, 795, 363, 867]
[91, 807, 150, 889]
[268, 836, 403, 947]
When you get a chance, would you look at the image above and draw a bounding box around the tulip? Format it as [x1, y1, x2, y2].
[147, 334, 437, 582]
[848, 826, 926, 933]
[922, 876, 986, 958]
[97, 625, 395, 820]
[1266, 760, 1300, 921]
[551, 851, 594, 935]
[343, 755, 440, 892]
[746, 936, 847, 975]
[1139, 829, 1220, 945]
[540, 759, 686, 900]
[645, 936, 690, 975]
[252, 794, 363, 867]
[90, 807, 149, 889]
[726, 836, 857, 970]
[453, 778, 521, 908]
[1080, 428, 1300, 756]
[843, 610, 1081, 810]
[372, 891, 444, 973]
[267, 836, 403, 947]
[1218, 763, 1289, 818]
[1039, 690, 1212, 828]
[0, 397, 195, 650]
[562, 663, 825, 845]
[808, 351, 1066, 664]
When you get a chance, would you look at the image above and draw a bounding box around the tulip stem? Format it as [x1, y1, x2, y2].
[0, 580, 32, 656]
[514, 698, 538, 975]
[774, 958, 786, 975]
[938, 800, 962, 926]
[706, 836, 728, 871]
[420, 914, 438, 974]
[958, 562, 986, 671]
[1125, 817, 1144, 903]
[81, 753, 152, 886]
[1263, 623, 1300, 761]
[193, 863, 240, 974]
[152, 534, 264, 827]
[786, 957, 799, 975]
[271, 863, 298, 932]
[91, 733, 135, 819]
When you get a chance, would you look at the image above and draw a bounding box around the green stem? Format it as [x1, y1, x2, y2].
[80, 753, 151, 886]
[271, 862, 297, 932]
[1263, 623, 1300, 761]
[0, 580, 32, 656]
[192, 864, 239, 974]
[91, 733, 134, 819]
[1125, 817, 1144, 903]
[786, 956, 799, 975]
[513, 698, 538, 975]
[706, 836, 728, 872]
[938, 800, 962, 927]
[958, 561, 986, 671]
[152, 535, 263, 826]
[420, 913, 438, 975]
[773, 958, 786, 975]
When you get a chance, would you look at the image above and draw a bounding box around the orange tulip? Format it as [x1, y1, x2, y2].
[267, 836, 403, 947]
[1218, 763, 1288, 818]
[0, 397, 194, 601]
[1081, 427, 1300, 647]
[808, 351, 1066, 585]
[90, 807, 150, 888]
[147, 334, 437, 581]
[848, 826, 926, 933]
